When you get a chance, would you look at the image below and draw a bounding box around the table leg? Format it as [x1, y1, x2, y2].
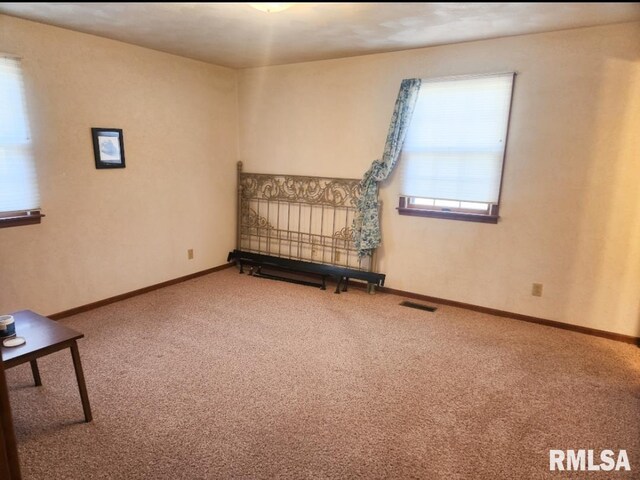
[70, 341, 92, 423]
[30, 360, 42, 386]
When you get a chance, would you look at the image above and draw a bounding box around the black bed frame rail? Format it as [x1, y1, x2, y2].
[227, 249, 385, 294]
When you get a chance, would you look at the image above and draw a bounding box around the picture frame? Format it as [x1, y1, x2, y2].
[91, 128, 126, 169]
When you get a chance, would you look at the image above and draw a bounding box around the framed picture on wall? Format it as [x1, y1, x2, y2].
[91, 128, 126, 169]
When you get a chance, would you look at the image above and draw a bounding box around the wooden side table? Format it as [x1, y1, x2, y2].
[1, 310, 92, 423]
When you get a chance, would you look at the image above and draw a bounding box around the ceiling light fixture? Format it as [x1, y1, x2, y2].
[249, 3, 295, 13]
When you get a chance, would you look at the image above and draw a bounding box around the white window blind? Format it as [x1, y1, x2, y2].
[0, 56, 40, 214]
[399, 73, 514, 204]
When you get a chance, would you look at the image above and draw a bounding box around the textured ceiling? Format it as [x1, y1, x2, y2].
[1, 2, 639, 68]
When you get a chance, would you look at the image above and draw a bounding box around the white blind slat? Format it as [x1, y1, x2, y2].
[0, 56, 40, 213]
[399, 73, 514, 203]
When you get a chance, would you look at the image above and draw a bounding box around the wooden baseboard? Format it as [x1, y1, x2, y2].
[48, 264, 639, 346]
[49, 263, 234, 320]
[376, 285, 639, 346]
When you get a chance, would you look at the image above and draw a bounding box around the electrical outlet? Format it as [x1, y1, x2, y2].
[187, 249, 194, 260]
[531, 283, 543, 297]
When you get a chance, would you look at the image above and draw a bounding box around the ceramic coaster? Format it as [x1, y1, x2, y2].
[2, 336, 26, 348]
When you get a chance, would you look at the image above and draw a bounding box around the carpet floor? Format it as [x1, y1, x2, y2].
[6, 268, 640, 479]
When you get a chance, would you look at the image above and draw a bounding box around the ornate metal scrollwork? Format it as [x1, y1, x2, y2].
[240, 173, 362, 207]
[236, 164, 374, 273]
[332, 226, 354, 242]
[241, 206, 275, 230]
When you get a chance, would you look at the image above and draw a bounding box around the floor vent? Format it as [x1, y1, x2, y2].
[400, 301, 438, 312]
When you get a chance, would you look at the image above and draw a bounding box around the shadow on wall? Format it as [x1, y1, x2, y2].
[560, 50, 640, 338]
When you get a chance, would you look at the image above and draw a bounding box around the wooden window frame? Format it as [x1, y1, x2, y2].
[0, 210, 44, 229]
[398, 197, 499, 224]
[397, 72, 516, 225]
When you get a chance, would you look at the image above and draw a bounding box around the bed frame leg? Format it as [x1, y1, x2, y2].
[334, 277, 342, 294]
[321, 276, 327, 290]
[239, 262, 244, 274]
[367, 283, 376, 294]
[342, 277, 349, 292]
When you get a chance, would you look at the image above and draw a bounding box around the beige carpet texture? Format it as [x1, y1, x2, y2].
[6, 269, 640, 479]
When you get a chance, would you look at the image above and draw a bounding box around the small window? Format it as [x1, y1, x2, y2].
[397, 73, 515, 224]
[0, 55, 42, 228]
[408, 197, 492, 214]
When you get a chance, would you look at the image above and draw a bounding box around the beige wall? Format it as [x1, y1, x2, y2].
[238, 22, 640, 337]
[1, 15, 638, 338]
[0, 15, 238, 315]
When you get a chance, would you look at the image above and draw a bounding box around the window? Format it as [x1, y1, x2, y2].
[397, 73, 515, 223]
[0, 55, 42, 228]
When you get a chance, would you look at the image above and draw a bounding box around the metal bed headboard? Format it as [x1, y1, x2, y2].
[236, 162, 375, 273]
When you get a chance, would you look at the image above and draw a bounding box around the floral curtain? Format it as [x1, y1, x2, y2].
[353, 78, 422, 257]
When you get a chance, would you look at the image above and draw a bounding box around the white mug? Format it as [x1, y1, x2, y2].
[0, 315, 16, 338]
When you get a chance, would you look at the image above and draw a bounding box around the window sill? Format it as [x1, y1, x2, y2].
[397, 207, 499, 224]
[0, 212, 45, 229]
